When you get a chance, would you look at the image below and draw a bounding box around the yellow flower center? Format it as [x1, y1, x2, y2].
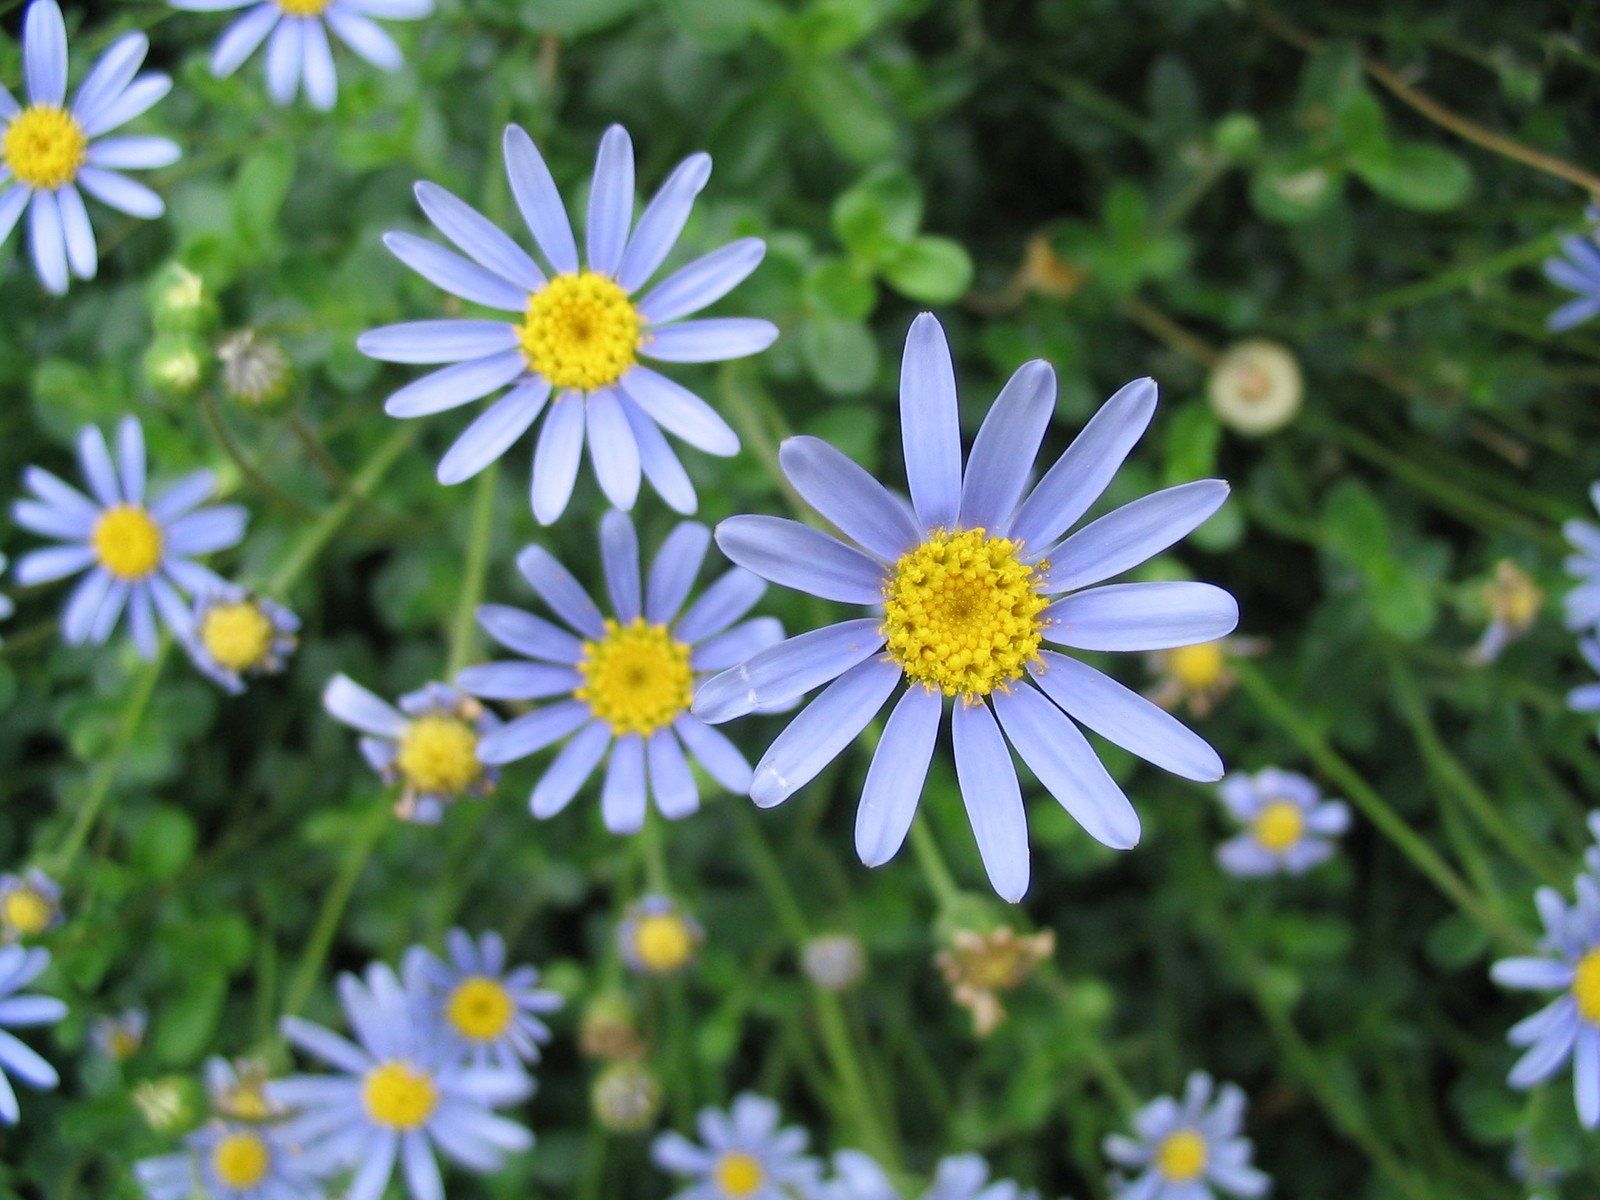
[446, 976, 516, 1042]
[3, 106, 87, 190]
[223, 1082, 273, 1121]
[1156, 1129, 1208, 1182]
[108, 1028, 141, 1060]
[396, 715, 482, 796]
[518, 272, 642, 392]
[713, 1151, 766, 1199]
[362, 1061, 439, 1130]
[199, 602, 275, 672]
[1574, 949, 1600, 1025]
[882, 528, 1047, 698]
[1252, 799, 1306, 854]
[632, 913, 696, 973]
[577, 619, 694, 737]
[276, 0, 330, 14]
[1168, 641, 1225, 691]
[92, 505, 164, 581]
[211, 1131, 271, 1189]
[1, 888, 52, 936]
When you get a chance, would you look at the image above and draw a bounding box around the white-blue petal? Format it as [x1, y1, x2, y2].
[586, 389, 640, 511]
[382, 230, 527, 312]
[360, 319, 518, 364]
[643, 317, 778, 363]
[80, 73, 170, 137]
[300, 17, 338, 110]
[383, 350, 525, 418]
[475, 603, 583, 664]
[690, 616, 783, 673]
[530, 392, 585, 525]
[322, 674, 406, 738]
[856, 684, 940, 867]
[1043, 582, 1238, 652]
[87, 136, 181, 171]
[778, 435, 921, 562]
[1041, 479, 1229, 592]
[638, 237, 765, 326]
[748, 657, 900, 808]
[952, 699, 1029, 903]
[674, 714, 751, 793]
[23, 0, 67, 107]
[28, 190, 67, 295]
[76, 167, 162, 218]
[618, 367, 738, 456]
[617, 151, 712, 292]
[648, 729, 698, 820]
[436, 379, 549, 485]
[693, 618, 884, 724]
[645, 521, 710, 624]
[586, 124, 634, 279]
[600, 734, 647, 833]
[76, 422, 119, 506]
[621, 397, 697, 514]
[531, 719, 610, 818]
[68, 31, 148, 128]
[899, 313, 962, 531]
[515, 543, 606, 638]
[503, 124, 578, 276]
[958, 359, 1055, 534]
[325, 7, 402, 70]
[414, 181, 542, 291]
[715, 515, 884, 605]
[674, 567, 765, 645]
[265, 17, 303, 104]
[209, 5, 280, 78]
[115, 414, 145, 502]
[478, 701, 590, 765]
[599, 508, 641, 622]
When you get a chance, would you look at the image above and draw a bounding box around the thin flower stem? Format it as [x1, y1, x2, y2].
[908, 820, 962, 911]
[1232, 661, 1533, 951]
[198, 387, 318, 519]
[445, 463, 498, 678]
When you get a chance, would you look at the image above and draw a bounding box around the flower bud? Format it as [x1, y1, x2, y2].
[144, 332, 208, 400]
[217, 330, 294, 412]
[801, 933, 866, 992]
[147, 263, 219, 334]
[1208, 339, 1303, 436]
[591, 1061, 662, 1133]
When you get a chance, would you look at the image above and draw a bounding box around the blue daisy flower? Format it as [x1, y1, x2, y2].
[90, 1006, 147, 1061]
[618, 894, 704, 977]
[818, 1150, 1038, 1200]
[652, 1092, 822, 1200]
[11, 416, 247, 660]
[271, 961, 534, 1200]
[203, 1056, 285, 1122]
[169, 0, 432, 111]
[135, 1120, 321, 1200]
[1214, 767, 1349, 878]
[459, 509, 782, 833]
[402, 928, 563, 1073]
[2, 0, 178, 294]
[358, 123, 777, 523]
[696, 313, 1236, 901]
[186, 584, 300, 694]
[1563, 483, 1600, 633]
[1545, 209, 1600, 332]
[0, 868, 62, 940]
[322, 677, 499, 823]
[1103, 1072, 1270, 1200]
[0, 944, 66, 1124]
[1491, 874, 1600, 1128]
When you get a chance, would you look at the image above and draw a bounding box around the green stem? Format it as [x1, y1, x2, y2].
[908, 820, 962, 910]
[197, 387, 317, 519]
[445, 463, 499, 677]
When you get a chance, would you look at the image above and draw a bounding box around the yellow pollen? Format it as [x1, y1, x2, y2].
[713, 1152, 766, 1199]
[0, 889, 52, 936]
[447, 976, 516, 1042]
[633, 913, 696, 973]
[1155, 1129, 1208, 1182]
[362, 1061, 438, 1130]
[395, 715, 482, 796]
[200, 602, 275, 672]
[1252, 799, 1305, 854]
[577, 619, 694, 737]
[211, 1131, 271, 1189]
[3, 106, 87, 190]
[1574, 949, 1600, 1024]
[92, 505, 164, 581]
[882, 528, 1047, 698]
[518, 272, 642, 391]
[276, 0, 330, 13]
[1169, 641, 1226, 691]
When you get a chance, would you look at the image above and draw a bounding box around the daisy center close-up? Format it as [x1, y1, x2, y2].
[577, 618, 694, 736]
[3, 105, 86, 190]
[396, 714, 482, 796]
[1169, 640, 1226, 691]
[198, 601, 275, 673]
[274, 0, 331, 15]
[1573, 948, 1600, 1024]
[882, 528, 1048, 698]
[1155, 1128, 1208, 1182]
[632, 912, 697, 973]
[713, 1150, 765, 1199]
[1251, 799, 1305, 854]
[210, 1131, 271, 1190]
[91, 505, 164, 581]
[518, 271, 643, 392]
[1, 888, 51, 936]
[447, 975, 516, 1042]
[362, 1060, 439, 1130]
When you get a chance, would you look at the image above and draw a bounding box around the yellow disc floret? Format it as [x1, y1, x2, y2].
[362, 1061, 438, 1130]
[276, 0, 331, 14]
[396, 715, 482, 796]
[882, 528, 1047, 698]
[1169, 641, 1225, 691]
[577, 619, 694, 736]
[713, 1151, 766, 1199]
[1155, 1129, 1208, 1182]
[1, 888, 53, 936]
[632, 913, 696, 974]
[4, 106, 87, 190]
[92, 505, 164, 581]
[1252, 799, 1306, 855]
[199, 602, 275, 672]
[519, 272, 642, 392]
[1574, 949, 1600, 1025]
[211, 1131, 271, 1189]
[447, 976, 516, 1042]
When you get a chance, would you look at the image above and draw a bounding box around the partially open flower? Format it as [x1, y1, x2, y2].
[936, 926, 1055, 1038]
[618, 895, 703, 977]
[1466, 559, 1544, 665]
[1207, 339, 1302, 436]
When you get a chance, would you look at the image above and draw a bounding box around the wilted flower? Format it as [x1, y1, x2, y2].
[1104, 1072, 1269, 1200]
[91, 1007, 147, 1062]
[652, 1092, 823, 1200]
[593, 1060, 662, 1133]
[1215, 768, 1349, 878]
[618, 895, 703, 977]
[186, 586, 299, 694]
[402, 928, 562, 1071]
[217, 330, 294, 411]
[936, 926, 1054, 1038]
[580, 992, 646, 1061]
[1207, 340, 1302, 436]
[1467, 560, 1544, 665]
[0, 870, 61, 940]
[801, 934, 865, 993]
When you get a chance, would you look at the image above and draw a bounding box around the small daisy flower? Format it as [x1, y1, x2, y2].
[272, 961, 534, 1200]
[135, 1120, 320, 1200]
[0, 869, 61, 940]
[818, 1150, 1038, 1200]
[187, 585, 299, 694]
[1145, 635, 1266, 719]
[1491, 874, 1600, 1128]
[322, 676, 499, 823]
[652, 1092, 823, 1200]
[359, 123, 777, 524]
[91, 1006, 147, 1061]
[698, 314, 1236, 901]
[1, 0, 179, 294]
[203, 1057, 283, 1122]
[170, 0, 432, 112]
[1544, 208, 1600, 332]
[0, 944, 66, 1123]
[619, 895, 703, 977]
[1104, 1072, 1270, 1200]
[1563, 483, 1600, 634]
[1214, 768, 1349, 878]
[402, 928, 562, 1072]
[1206, 340, 1302, 437]
[1467, 560, 1543, 666]
[460, 510, 781, 833]
[12, 416, 248, 660]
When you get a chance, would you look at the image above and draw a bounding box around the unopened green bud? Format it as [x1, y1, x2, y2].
[147, 263, 218, 335]
[144, 332, 207, 399]
[133, 1075, 205, 1136]
[1212, 113, 1262, 163]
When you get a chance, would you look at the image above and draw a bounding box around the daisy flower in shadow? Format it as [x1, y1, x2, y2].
[696, 313, 1236, 901]
[652, 1092, 822, 1200]
[403, 928, 562, 1072]
[359, 123, 776, 523]
[1214, 768, 1349, 878]
[0, 870, 61, 941]
[1103, 1072, 1269, 1200]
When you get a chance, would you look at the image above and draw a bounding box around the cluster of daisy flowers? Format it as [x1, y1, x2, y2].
[136, 928, 557, 1200]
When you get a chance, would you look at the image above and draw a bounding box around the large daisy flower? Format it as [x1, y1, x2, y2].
[459, 510, 781, 833]
[359, 123, 776, 523]
[271, 961, 533, 1200]
[2, 0, 178, 294]
[169, 0, 432, 111]
[402, 928, 562, 1073]
[652, 1092, 822, 1200]
[0, 944, 66, 1124]
[1103, 1072, 1270, 1200]
[11, 416, 247, 660]
[696, 314, 1236, 901]
[1214, 767, 1349, 878]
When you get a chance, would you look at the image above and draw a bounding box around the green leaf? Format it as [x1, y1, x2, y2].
[804, 257, 878, 321]
[1350, 142, 1473, 212]
[1249, 152, 1343, 225]
[516, 0, 645, 36]
[831, 166, 922, 262]
[231, 147, 296, 248]
[154, 969, 227, 1065]
[1321, 481, 1390, 571]
[881, 236, 973, 304]
[1335, 89, 1390, 160]
[127, 806, 198, 882]
[797, 59, 898, 165]
[800, 317, 879, 395]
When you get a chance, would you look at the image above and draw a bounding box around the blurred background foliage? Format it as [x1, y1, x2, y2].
[2, 0, 1600, 1196]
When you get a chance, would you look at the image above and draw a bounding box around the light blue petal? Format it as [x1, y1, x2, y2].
[382, 230, 527, 311]
[475, 603, 583, 663]
[637, 237, 764, 325]
[1042, 582, 1238, 652]
[693, 618, 884, 723]
[1491, 956, 1575, 991]
[673, 714, 751, 792]
[586, 124, 634, 278]
[127, 584, 157, 659]
[690, 616, 783, 673]
[68, 31, 148, 128]
[265, 16, 303, 104]
[86, 136, 181, 170]
[617, 151, 713, 292]
[1040, 480, 1230, 591]
[28, 190, 67, 295]
[645, 521, 711, 624]
[899, 313, 962, 531]
[674, 567, 764, 644]
[648, 729, 698, 819]
[322, 675, 406, 737]
[17, 543, 97, 585]
[478, 703, 591, 765]
[81, 73, 170, 136]
[715, 515, 884, 605]
[599, 508, 642, 622]
[600, 734, 647, 833]
[0, 1030, 56, 1089]
[149, 470, 216, 521]
[299, 18, 337, 111]
[643, 317, 778, 362]
[415, 181, 542, 290]
[12, 499, 90, 539]
[618, 367, 738, 455]
[515, 543, 606, 638]
[166, 505, 247, 555]
[342, 0, 431, 16]
[60, 569, 113, 641]
[360, 319, 518, 364]
[586, 389, 640, 510]
[856, 683, 940, 867]
[1579, 1025, 1600, 1127]
[621, 396, 697, 514]
[209, 6, 280, 78]
[748, 657, 900, 808]
[76, 167, 162, 218]
[436, 379, 549, 485]
[382, 350, 525, 418]
[530, 392, 585, 525]
[531, 719, 610, 818]
[779, 435, 921, 562]
[115, 415, 145, 502]
[958, 360, 1055, 533]
[23, 0, 67, 107]
[347, 1129, 399, 1200]
[401, 1129, 444, 1200]
[952, 699, 1029, 902]
[0, 185, 30, 247]
[279, 1015, 371, 1073]
[455, 661, 579, 701]
[76, 422, 119, 506]
[503, 124, 578, 275]
[325, 7, 402, 70]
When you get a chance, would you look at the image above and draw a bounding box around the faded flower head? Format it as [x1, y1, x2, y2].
[936, 926, 1055, 1038]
